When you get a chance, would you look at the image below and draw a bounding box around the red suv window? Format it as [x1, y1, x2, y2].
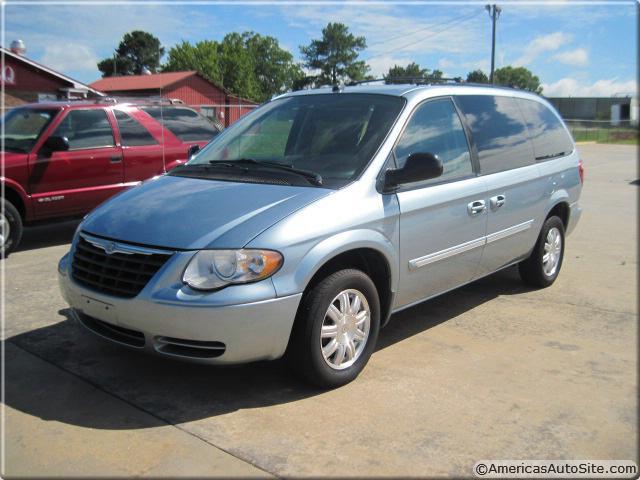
[53, 109, 115, 150]
[141, 106, 219, 142]
[114, 110, 158, 146]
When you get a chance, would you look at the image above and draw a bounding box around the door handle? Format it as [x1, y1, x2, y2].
[467, 200, 486, 215]
[110, 155, 122, 163]
[490, 194, 506, 210]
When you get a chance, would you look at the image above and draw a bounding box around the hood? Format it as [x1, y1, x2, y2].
[81, 175, 332, 250]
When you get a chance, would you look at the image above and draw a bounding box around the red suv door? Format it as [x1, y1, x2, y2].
[29, 108, 124, 218]
[113, 107, 166, 182]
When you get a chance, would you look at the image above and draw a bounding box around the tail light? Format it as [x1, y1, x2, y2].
[578, 158, 584, 184]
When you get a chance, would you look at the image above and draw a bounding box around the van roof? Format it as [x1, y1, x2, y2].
[277, 82, 544, 102]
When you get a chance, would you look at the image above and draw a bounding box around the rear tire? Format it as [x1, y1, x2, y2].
[1, 199, 23, 258]
[519, 216, 565, 288]
[286, 269, 380, 389]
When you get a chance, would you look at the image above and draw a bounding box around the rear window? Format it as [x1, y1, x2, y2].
[114, 110, 157, 146]
[456, 95, 534, 175]
[516, 99, 574, 160]
[141, 107, 219, 142]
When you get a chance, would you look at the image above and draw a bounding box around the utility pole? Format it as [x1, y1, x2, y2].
[486, 4, 501, 84]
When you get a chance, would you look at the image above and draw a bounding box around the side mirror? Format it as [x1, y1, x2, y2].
[187, 144, 200, 159]
[383, 152, 443, 191]
[42, 136, 69, 153]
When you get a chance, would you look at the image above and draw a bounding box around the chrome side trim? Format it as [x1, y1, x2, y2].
[408, 219, 534, 270]
[408, 237, 485, 270]
[80, 232, 173, 256]
[486, 219, 534, 244]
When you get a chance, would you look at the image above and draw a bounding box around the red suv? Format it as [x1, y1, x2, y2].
[1, 100, 220, 255]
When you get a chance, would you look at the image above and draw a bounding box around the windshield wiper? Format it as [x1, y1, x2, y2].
[208, 158, 323, 186]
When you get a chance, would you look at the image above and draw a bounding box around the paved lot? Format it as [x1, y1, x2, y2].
[2, 144, 637, 477]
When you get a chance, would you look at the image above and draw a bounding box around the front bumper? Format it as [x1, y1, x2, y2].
[58, 251, 302, 364]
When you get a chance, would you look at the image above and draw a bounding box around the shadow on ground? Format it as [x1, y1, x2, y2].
[6, 266, 530, 430]
[13, 219, 81, 253]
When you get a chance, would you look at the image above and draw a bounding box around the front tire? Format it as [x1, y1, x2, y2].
[519, 216, 565, 288]
[286, 269, 380, 388]
[1, 199, 23, 257]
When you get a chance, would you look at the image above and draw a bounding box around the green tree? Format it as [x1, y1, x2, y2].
[466, 69, 489, 83]
[163, 33, 302, 102]
[494, 66, 543, 93]
[385, 62, 426, 84]
[245, 33, 304, 100]
[162, 40, 223, 85]
[98, 31, 164, 77]
[300, 22, 369, 86]
[218, 32, 259, 100]
[385, 63, 443, 84]
[425, 69, 444, 83]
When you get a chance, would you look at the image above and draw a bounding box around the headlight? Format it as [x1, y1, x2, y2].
[183, 249, 283, 290]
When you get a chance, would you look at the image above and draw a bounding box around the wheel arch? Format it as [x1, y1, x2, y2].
[290, 230, 398, 327]
[545, 196, 570, 229]
[1, 179, 29, 221]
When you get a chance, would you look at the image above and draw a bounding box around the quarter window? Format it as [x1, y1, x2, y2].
[114, 110, 158, 146]
[456, 95, 534, 174]
[516, 99, 574, 160]
[394, 98, 473, 184]
[52, 109, 115, 150]
[141, 106, 219, 142]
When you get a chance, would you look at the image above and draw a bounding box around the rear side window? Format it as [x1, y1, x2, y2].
[516, 99, 574, 160]
[394, 98, 473, 184]
[52, 109, 115, 150]
[456, 95, 534, 175]
[114, 110, 157, 146]
[141, 107, 219, 142]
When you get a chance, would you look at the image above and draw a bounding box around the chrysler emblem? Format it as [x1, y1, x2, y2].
[105, 242, 116, 254]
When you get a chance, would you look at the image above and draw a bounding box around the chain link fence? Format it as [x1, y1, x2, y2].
[564, 119, 639, 144]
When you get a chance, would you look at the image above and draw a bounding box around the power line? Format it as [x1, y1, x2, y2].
[364, 9, 483, 64]
[366, 14, 468, 49]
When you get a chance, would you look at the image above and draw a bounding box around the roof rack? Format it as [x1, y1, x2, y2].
[102, 96, 185, 105]
[347, 76, 464, 87]
[57, 96, 186, 105]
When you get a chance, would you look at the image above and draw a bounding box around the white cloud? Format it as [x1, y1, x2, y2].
[513, 32, 572, 66]
[552, 48, 588, 67]
[438, 58, 455, 69]
[282, 5, 486, 61]
[462, 58, 490, 73]
[541, 77, 637, 97]
[41, 44, 99, 74]
[5, 4, 212, 82]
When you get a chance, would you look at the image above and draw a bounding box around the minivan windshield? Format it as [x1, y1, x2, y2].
[1, 107, 59, 153]
[180, 94, 405, 188]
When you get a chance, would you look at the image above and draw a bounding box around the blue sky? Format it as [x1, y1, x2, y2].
[3, 1, 637, 96]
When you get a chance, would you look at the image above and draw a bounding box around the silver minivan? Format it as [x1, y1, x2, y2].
[58, 83, 583, 387]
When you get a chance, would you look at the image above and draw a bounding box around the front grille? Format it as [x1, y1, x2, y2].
[72, 236, 171, 298]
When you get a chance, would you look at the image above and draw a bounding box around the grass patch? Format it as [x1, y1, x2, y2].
[570, 128, 639, 145]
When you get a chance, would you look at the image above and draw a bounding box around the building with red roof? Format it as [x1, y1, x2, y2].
[1, 46, 102, 111]
[90, 71, 257, 127]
